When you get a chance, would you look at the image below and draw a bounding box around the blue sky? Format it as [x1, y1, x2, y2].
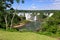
[12, 0, 60, 10]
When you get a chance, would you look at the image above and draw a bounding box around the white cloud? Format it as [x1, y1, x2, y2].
[32, 0, 46, 2]
[23, 0, 60, 10]
[27, 0, 60, 10]
[54, 0, 60, 2]
[42, 0, 60, 10]
[27, 4, 38, 10]
[37, 0, 45, 2]
[49, 0, 60, 10]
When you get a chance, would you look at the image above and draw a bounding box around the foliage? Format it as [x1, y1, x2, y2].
[0, 0, 24, 30]
[0, 11, 26, 29]
[40, 11, 60, 37]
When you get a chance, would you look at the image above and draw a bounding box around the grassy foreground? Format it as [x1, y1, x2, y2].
[0, 30, 57, 40]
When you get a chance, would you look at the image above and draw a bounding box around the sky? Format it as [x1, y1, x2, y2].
[12, 0, 60, 10]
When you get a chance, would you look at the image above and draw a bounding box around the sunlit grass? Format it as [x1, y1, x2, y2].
[0, 30, 57, 40]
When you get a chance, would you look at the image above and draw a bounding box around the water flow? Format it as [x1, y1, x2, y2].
[19, 13, 41, 31]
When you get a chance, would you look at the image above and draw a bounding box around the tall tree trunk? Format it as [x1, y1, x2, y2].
[10, 13, 15, 30]
[4, 15, 8, 30]
[10, 4, 19, 30]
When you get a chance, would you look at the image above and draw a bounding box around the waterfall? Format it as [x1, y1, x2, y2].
[34, 16, 37, 21]
[19, 13, 41, 31]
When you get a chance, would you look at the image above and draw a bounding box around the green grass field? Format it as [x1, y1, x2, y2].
[0, 30, 57, 40]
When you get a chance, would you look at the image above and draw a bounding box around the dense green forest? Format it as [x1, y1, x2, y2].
[39, 11, 60, 37]
[0, 10, 60, 31]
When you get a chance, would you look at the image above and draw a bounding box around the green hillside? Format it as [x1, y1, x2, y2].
[0, 30, 57, 40]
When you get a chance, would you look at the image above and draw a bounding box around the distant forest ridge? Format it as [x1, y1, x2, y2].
[7, 10, 60, 13]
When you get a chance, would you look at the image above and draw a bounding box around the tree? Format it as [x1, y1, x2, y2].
[41, 11, 60, 34]
[0, 0, 24, 30]
[10, 0, 24, 30]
